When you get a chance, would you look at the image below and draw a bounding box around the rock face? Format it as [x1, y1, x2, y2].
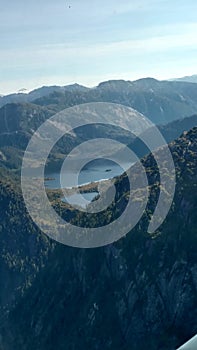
[0, 127, 196, 350]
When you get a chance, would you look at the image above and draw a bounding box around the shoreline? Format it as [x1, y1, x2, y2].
[46, 178, 112, 202]
[45, 177, 113, 193]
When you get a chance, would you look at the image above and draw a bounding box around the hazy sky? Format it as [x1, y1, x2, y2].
[1, 0, 197, 94]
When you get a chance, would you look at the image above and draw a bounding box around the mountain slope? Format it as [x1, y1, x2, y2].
[0, 84, 89, 109]
[0, 99, 196, 172]
[1, 78, 197, 125]
[0, 102, 135, 171]
[0, 127, 196, 350]
[0, 169, 53, 326]
[171, 74, 197, 84]
[33, 78, 197, 124]
[129, 114, 197, 158]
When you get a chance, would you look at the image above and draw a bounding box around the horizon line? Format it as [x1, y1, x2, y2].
[1, 73, 197, 96]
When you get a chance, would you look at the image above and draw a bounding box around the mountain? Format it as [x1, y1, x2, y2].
[0, 84, 89, 109]
[0, 127, 196, 350]
[0, 80, 196, 349]
[129, 114, 197, 158]
[0, 97, 196, 172]
[0, 102, 135, 171]
[0, 103, 55, 169]
[0, 168, 53, 327]
[1, 78, 197, 125]
[170, 74, 197, 84]
[33, 78, 197, 124]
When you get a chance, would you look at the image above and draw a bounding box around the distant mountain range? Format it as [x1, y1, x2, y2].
[0, 78, 197, 126]
[170, 74, 197, 83]
[0, 83, 89, 108]
[0, 78, 197, 144]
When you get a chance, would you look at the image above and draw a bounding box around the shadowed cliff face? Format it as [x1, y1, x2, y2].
[0, 128, 196, 350]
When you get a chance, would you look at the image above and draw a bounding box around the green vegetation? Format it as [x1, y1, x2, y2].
[0, 127, 196, 349]
[0, 81, 197, 349]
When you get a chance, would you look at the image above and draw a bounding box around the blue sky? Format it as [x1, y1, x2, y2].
[0, 0, 197, 94]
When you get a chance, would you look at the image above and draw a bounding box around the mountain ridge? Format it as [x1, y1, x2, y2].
[0, 83, 89, 109]
[170, 74, 197, 84]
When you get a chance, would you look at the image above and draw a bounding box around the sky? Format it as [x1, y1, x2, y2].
[0, 0, 197, 94]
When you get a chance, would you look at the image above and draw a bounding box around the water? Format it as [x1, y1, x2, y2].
[45, 159, 131, 189]
[45, 159, 131, 208]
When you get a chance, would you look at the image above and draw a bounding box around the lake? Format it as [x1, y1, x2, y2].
[45, 159, 131, 208]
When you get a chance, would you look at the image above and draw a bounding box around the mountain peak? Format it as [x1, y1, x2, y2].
[97, 79, 133, 90]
